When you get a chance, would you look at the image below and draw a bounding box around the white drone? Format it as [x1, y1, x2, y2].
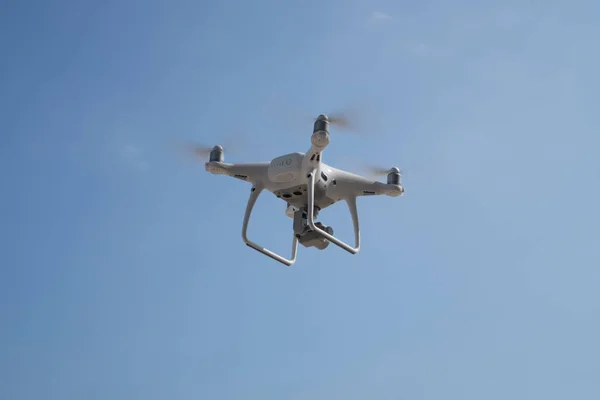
[197, 113, 405, 266]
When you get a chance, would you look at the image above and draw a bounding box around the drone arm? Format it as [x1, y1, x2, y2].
[306, 170, 360, 254]
[206, 161, 269, 183]
[357, 181, 404, 197]
[326, 168, 404, 198]
[242, 185, 298, 266]
[336, 177, 404, 198]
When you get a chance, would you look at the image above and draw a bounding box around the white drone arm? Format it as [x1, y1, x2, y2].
[205, 161, 270, 183]
[241, 185, 298, 266]
[306, 170, 361, 254]
[328, 169, 405, 198]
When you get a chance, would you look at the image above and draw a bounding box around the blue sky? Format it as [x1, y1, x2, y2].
[1, 0, 599, 399]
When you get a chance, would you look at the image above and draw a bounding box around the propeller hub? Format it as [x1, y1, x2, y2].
[209, 145, 224, 163]
[387, 168, 402, 185]
[313, 114, 330, 137]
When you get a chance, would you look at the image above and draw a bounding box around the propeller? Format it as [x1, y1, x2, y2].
[170, 140, 228, 166]
[306, 104, 372, 135]
[172, 105, 370, 165]
[315, 112, 351, 129]
[172, 127, 248, 163]
[364, 165, 402, 177]
[336, 156, 402, 178]
[189, 143, 223, 158]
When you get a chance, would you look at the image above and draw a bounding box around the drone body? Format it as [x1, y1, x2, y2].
[204, 114, 404, 266]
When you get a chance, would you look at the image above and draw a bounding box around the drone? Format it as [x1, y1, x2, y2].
[196, 113, 405, 266]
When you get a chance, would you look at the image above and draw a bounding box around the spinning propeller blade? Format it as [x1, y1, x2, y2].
[335, 156, 402, 179]
[357, 166, 402, 181]
[364, 165, 401, 176]
[171, 140, 226, 165]
[174, 127, 247, 163]
[302, 104, 371, 135]
[190, 144, 214, 157]
[315, 112, 351, 129]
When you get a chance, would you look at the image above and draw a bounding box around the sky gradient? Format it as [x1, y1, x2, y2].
[1, 1, 599, 399]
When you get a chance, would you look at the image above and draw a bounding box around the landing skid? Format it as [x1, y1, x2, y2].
[241, 169, 361, 266]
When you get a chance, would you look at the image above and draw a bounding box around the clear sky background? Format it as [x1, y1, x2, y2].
[1, 1, 599, 399]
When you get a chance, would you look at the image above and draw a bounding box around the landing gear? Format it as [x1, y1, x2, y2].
[292, 207, 334, 250]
